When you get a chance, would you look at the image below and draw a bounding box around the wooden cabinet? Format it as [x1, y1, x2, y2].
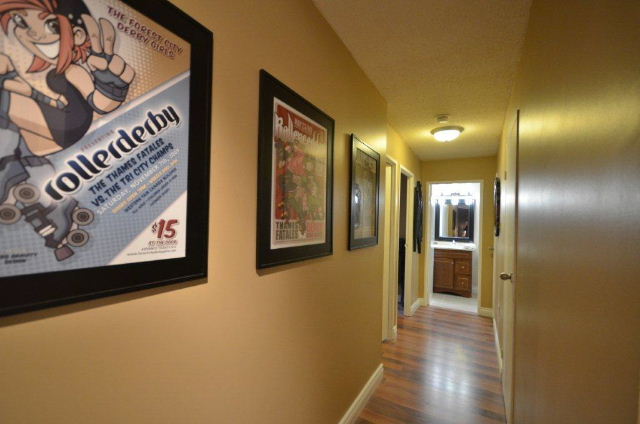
[434, 249, 472, 297]
[434, 257, 454, 290]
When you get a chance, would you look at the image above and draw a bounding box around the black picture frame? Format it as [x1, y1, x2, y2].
[434, 199, 475, 242]
[257, 70, 334, 268]
[494, 177, 501, 236]
[349, 135, 380, 250]
[0, 0, 213, 316]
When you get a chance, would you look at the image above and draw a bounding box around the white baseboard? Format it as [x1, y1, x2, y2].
[409, 298, 422, 315]
[338, 363, 384, 424]
[478, 307, 494, 318]
[493, 318, 503, 373]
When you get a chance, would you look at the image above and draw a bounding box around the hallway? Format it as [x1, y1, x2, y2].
[358, 307, 505, 424]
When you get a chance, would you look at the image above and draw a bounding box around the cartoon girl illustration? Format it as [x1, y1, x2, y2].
[0, 0, 135, 261]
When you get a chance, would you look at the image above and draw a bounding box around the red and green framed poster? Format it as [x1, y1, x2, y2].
[0, 0, 212, 316]
[257, 70, 334, 268]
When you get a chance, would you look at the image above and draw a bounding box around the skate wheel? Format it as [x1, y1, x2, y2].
[0, 204, 21, 224]
[72, 208, 94, 226]
[67, 229, 89, 247]
[13, 184, 40, 204]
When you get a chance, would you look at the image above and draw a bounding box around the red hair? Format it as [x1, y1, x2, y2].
[0, 0, 90, 73]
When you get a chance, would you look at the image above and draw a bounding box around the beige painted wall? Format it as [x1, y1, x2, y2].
[420, 156, 497, 309]
[0, 1, 421, 423]
[387, 125, 421, 175]
[497, 0, 640, 422]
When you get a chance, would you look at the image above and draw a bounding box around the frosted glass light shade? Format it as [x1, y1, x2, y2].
[431, 126, 464, 142]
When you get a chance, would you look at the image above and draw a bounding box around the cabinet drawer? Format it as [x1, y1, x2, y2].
[435, 249, 471, 260]
[455, 260, 471, 275]
[454, 275, 470, 291]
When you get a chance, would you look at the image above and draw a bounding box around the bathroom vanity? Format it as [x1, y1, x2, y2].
[433, 248, 472, 298]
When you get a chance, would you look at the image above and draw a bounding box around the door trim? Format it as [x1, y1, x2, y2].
[382, 156, 399, 341]
[400, 165, 415, 316]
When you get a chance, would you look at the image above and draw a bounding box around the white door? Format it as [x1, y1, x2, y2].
[501, 111, 519, 423]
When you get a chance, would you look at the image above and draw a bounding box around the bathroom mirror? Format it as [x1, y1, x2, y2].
[434, 199, 475, 242]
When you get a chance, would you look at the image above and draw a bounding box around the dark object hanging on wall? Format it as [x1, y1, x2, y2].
[494, 177, 501, 236]
[398, 237, 406, 305]
[413, 181, 424, 253]
[349, 134, 380, 250]
[256, 71, 334, 268]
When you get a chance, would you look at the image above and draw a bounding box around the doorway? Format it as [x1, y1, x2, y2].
[425, 181, 483, 314]
[398, 166, 416, 316]
[398, 173, 408, 314]
[382, 159, 416, 342]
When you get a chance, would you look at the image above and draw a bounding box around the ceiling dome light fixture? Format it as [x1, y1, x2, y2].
[431, 125, 464, 142]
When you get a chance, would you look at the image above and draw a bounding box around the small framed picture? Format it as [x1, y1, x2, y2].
[349, 134, 380, 250]
[256, 70, 334, 268]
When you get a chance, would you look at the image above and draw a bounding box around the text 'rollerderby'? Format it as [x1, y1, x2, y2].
[45, 105, 181, 201]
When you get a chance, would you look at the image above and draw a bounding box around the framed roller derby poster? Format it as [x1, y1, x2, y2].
[256, 70, 334, 269]
[0, 0, 213, 316]
[348, 134, 379, 250]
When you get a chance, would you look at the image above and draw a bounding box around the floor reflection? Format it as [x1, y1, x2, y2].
[357, 306, 505, 424]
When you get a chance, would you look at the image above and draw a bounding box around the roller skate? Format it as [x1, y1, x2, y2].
[0, 154, 29, 224]
[21, 196, 95, 261]
[0, 156, 95, 261]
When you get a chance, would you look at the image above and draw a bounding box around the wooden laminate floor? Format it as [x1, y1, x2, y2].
[357, 306, 506, 424]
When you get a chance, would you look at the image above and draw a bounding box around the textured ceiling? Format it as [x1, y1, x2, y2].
[312, 0, 531, 161]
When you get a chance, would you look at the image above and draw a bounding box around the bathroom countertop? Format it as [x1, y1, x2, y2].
[431, 242, 476, 251]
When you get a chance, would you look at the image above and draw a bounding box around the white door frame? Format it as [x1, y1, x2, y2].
[400, 166, 417, 316]
[382, 156, 399, 341]
[424, 180, 484, 314]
